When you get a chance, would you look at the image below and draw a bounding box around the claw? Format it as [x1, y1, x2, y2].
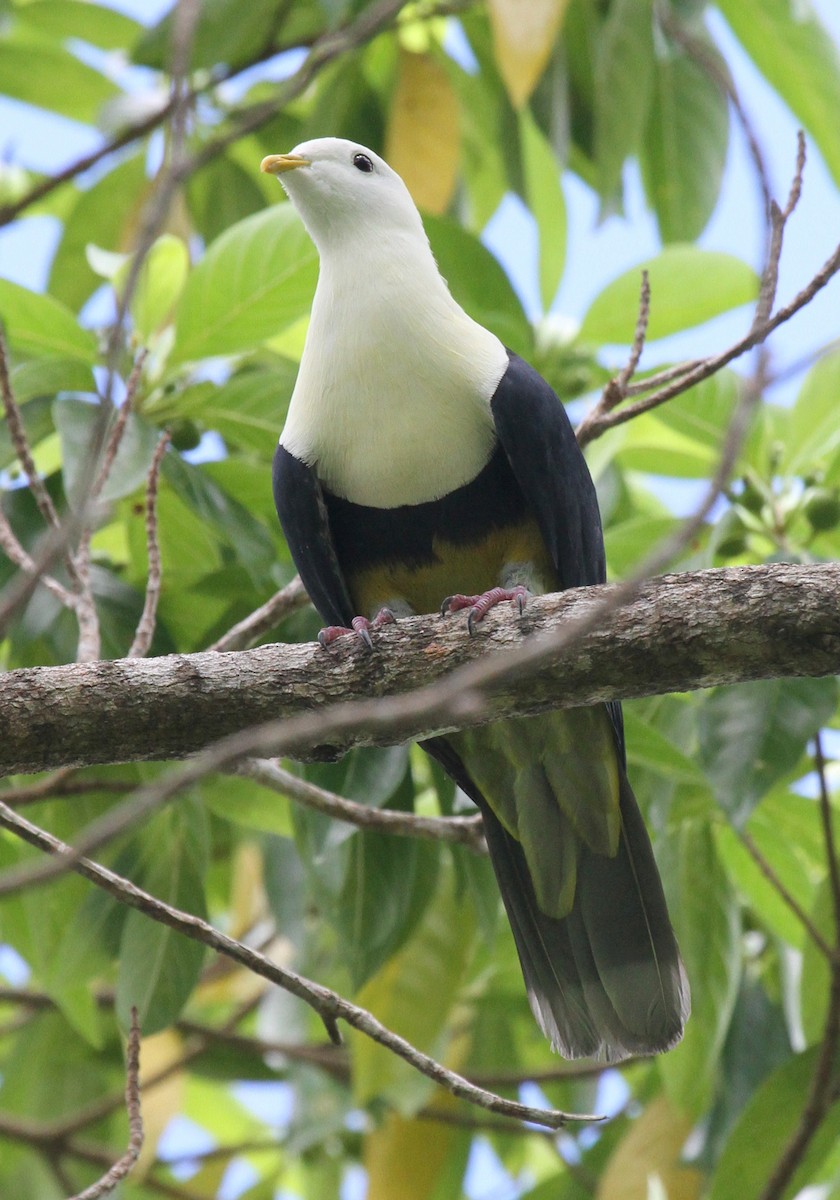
[442, 586, 530, 635]
[317, 606, 396, 649]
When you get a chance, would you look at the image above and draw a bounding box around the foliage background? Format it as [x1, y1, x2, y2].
[1, 1, 840, 1198]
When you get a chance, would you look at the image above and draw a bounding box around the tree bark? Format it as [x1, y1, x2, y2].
[2, 562, 839, 777]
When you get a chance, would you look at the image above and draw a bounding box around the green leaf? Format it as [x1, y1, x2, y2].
[115, 808, 208, 1035]
[518, 107, 566, 311]
[133, 0, 318, 71]
[640, 42, 729, 242]
[171, 205, 318, 363]
[717, 0, 840, 190]
[203, 773, 293, 838]
[425, 215, 533, 357]
[161, 452, 277, 580]
[186, 154, 269, 245]
[122, 234, 190, 340]
[708, 1046, 840, 1200]
[174, 364, 297, 454]
[337, 823, 440, 990]
[622, 709, 706, 784]
[0, 36, 116, 123]
[799, 878, 836, 1046]
[53, 398, 161, 507]
[658, 819, 742, 1116]
[579, 247, 757, 344]
[698, 678, 839, 826]
[603, 513, 677, 575]
[49, 156, 150, 311]
[0, 279, 97, 362]
[15, 0, 142, 49]
[593, 0, 655, 203]
[783, 349, 840, 475]
[9, 357, 95, 405]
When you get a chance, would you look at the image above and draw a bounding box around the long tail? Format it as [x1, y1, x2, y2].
[426, 733, 689, 1061]
[478, 770, 689, 1061]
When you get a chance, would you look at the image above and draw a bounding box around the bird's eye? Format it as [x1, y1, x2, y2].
[353, 153, 374, 173]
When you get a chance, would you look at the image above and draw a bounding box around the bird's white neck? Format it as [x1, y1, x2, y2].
[280, 227, 508, 507]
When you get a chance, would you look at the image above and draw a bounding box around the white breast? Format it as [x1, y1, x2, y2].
[280, 234, 509, 508]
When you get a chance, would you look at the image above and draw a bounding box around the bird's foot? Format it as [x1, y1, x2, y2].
[317, 607, 396, 649]
[441, 586, 530, 635]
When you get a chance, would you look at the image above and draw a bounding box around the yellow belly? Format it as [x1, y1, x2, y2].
[346, 515, 556, 618]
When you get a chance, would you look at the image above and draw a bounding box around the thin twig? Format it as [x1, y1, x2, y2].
[0, 507, 75, 608]
[0, 508, 86, 635]
[128, 431, 170, 658]
[587, 271, 651, 428]
[209, 576, 310, 652]
[238, 758, 486, 850]
[89, 351, 149, 506]
[737, 830, 834, 962]
[578, 237, 840, 445]
[0, 798, 596, 1128]
[0, 329, 100, 658]
[576, 133, 829, 448]
[0, 329, 61, 531]
[659, 6, 773, 222]
[65, 1007, 142, 1200]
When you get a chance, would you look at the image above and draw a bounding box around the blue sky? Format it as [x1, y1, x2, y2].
[2, 6, 840, 1199]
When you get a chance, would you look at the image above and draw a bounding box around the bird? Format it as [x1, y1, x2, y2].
[260, 137, 689, 1061]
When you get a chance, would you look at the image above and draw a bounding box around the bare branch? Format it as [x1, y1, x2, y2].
[577, 135, 836, 448]
[89, 351, 149, 506]
[209, 576, 310, 652]
[1, 563, 839, 786]
[128, 431, 170, 658]
[0, 328, 61, 531]
[737, 830, 834, 962]
[238, 758, 486, 850]
[0, 507, 75, 608]
[68, 1007, 143, 1200]
[0, 799, 594, 1128]
[0, 330, 101, 659]
[578, 236, 840, 445]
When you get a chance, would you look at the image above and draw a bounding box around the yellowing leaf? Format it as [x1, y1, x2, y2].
[351, 864, 473, 1111]
[488, 0, 570, 109]
[229, 840, 267, 939]
[365, 1093, 466, 1200]
[136, 1028, 186, 1174]
[596, 1095, 702, 1200]
[385, 49, 459, 214]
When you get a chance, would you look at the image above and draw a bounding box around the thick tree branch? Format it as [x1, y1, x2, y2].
[0, 563, 838, 778]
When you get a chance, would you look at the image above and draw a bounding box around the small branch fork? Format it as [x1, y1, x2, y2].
[0, 798, 594, 1131]
[0, 335, 152, 662]
[236, 758, 487, 850]
[576, 132, 822, 448]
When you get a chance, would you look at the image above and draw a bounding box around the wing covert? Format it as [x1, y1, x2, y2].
[272, 443, 355, 629]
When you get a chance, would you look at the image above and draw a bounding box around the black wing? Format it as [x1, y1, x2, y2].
[490, 352, 624, 753]
[490, 352, 605, 590]
[273, 443, 355, 629]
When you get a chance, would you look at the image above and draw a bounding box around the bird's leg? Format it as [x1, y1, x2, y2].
[441, 586, 530, 635]
[317, 607, 396, 649]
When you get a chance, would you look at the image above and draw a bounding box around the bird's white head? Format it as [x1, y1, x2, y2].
[260, 137, 425, 253]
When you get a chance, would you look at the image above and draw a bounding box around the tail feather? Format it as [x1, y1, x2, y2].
[480, 776, 688, 1061]
[423, 731, 689, 1062]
